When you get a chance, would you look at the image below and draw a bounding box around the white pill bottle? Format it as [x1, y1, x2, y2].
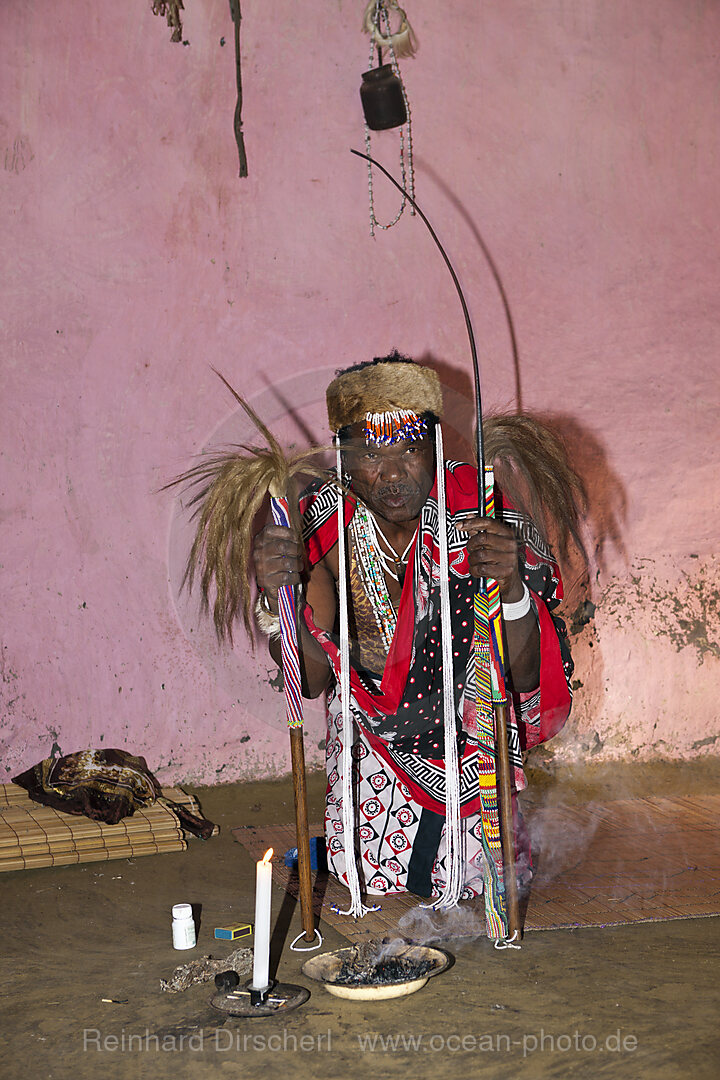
[171, 903, 197, 950]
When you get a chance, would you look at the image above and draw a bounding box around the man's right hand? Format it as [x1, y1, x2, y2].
[254, 523, 336, 699]
[252, 525, 304, 609]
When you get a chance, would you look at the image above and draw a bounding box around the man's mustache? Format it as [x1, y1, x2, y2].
[376, 484, 415, 498]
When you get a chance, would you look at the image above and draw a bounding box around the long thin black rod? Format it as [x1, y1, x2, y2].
[351, 148, 522, 940]
[350, 148, 486, 511]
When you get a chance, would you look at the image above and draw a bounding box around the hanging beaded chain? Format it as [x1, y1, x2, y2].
[364, 2, 416, 236]
[351, 505, 405, 653]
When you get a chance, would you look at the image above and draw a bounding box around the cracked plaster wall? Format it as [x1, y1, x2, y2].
[544, 555, 720, 768]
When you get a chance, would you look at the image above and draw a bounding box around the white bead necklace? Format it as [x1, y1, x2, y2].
[364, 509, 417, 581]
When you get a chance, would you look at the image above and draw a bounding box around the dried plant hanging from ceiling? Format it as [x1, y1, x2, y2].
[150, 1, 248, 178]
[360, 1, 417, 235]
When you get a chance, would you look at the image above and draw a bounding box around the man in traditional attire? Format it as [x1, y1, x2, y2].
[252, 353, 578, 917]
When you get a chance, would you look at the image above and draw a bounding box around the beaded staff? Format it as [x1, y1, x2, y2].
[472, 465, 513, 938]
[269, 491, 304, 730]
[350, 149, 521, 943]
[268, 486, 321, 950]
[166, 375, 324, 951]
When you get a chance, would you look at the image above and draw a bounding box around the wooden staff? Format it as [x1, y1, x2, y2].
[166, 375, 324, 947]
[269, 487, 318, 947]
[288, 728, 315, 943]
[349, 149, 521, 940]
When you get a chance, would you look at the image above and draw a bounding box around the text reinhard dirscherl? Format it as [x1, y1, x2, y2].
[83, 1028, 639, 1056]
[83, 1029, 333, 1053]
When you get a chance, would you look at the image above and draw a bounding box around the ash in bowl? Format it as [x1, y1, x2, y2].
[334, 941, 436, 986]
[302, 939, 450, 1000]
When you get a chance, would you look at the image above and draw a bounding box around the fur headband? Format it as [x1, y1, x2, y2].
[326, 362, 444, 432]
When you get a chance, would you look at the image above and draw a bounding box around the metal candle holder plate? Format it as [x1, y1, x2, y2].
[211, 981, 310, 1017]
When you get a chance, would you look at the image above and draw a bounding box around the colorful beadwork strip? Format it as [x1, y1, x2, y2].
[481, 480, 507, 702]
[474, 590, 494, 743]
[473, 465, 509, 938]
[350, 505, 398, 653]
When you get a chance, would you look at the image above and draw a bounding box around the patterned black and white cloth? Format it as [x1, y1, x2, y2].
[298, 462, 573, 897]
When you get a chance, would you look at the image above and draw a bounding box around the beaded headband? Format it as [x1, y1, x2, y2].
[326, 361, 443, 437]
[362, 409, 427, 445]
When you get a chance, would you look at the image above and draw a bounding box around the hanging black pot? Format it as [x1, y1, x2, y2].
[360, 64, 407, 130]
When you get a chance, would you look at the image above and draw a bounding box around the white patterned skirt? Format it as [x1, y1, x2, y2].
[323, 694, 488, 899]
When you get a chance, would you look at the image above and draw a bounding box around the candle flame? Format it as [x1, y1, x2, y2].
[262, 848, 273, 864]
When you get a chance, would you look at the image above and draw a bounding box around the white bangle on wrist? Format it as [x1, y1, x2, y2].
[501, 583, 532, 621]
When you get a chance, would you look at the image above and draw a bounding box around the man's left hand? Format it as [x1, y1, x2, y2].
[463, 517, 524, 600]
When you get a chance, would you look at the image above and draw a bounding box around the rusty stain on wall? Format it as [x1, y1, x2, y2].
[601, 557, 720, 663]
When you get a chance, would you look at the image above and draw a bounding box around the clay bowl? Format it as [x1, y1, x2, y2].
[302, 943, 449, 1001]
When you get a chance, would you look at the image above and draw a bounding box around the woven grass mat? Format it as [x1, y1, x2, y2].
[0, 784, 212, 872]
[232, 793, 720, 940]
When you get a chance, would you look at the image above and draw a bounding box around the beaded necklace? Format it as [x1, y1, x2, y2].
[350, 504, 414, 654]
[362, 508, 416, 581]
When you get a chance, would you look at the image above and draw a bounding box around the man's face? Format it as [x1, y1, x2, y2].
[341, 422, 435, 525]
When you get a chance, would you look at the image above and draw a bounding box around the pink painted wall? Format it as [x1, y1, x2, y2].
[2, 1, 719, 784]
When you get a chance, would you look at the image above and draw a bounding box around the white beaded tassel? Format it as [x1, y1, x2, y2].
[425, 423, 464, 908]
[333, 442, 374, 918]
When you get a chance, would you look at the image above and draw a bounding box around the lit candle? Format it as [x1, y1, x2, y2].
[251, 848, 274, 990]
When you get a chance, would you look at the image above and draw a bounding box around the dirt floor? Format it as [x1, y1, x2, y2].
[2, 759, 719, 1080]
